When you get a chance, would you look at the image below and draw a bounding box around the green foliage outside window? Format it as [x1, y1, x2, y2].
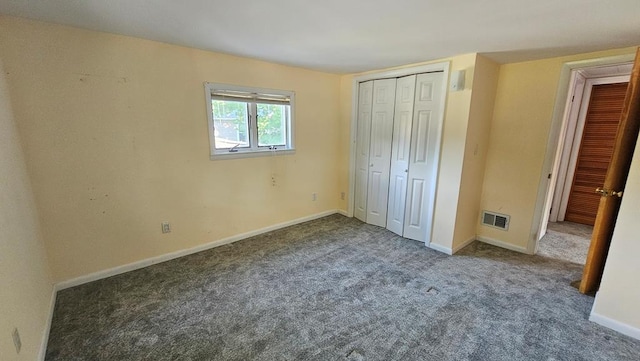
[257, 104, 285, 146]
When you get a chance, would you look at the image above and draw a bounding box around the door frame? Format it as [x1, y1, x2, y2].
[347, 62, 450, 243]
[552, 75, 631, 223]
[530, 53, 635, 254]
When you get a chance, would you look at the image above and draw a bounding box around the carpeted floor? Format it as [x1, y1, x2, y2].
[45, 214, 640, 360]
[537, 221, 593, 265]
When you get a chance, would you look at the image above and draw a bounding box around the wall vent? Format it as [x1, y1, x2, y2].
[482, 211, 510, 230]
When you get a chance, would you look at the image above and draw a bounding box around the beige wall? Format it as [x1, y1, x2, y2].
[338, 54, 480, 252]
[451, 55, 500, 250]
[0, 58, 54, 360]
[0, 16, 342, 282]
[478, 47, 638, 250]
[428, 54, 477, 251]
[592, 135, 640, 332]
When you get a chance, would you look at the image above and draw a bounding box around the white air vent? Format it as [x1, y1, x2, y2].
[482, 211, 510, 230]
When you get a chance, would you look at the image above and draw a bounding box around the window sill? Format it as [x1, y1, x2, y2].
[210, 148, 295, 160]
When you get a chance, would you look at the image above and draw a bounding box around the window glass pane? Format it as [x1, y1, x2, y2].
[257, 103, 287, 147]
[211, 100, 249, 149]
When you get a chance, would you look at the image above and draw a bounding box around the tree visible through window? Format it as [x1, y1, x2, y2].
[205, 83, 295, 158]
[257, 103, 286, 147]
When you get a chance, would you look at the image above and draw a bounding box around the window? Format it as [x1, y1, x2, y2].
[205, 83, 295, 159]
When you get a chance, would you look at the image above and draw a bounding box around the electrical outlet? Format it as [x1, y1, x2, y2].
[161, 221, 171, 233]
[341, 192, 345, 200]
[12, 327, 21, 354]
[312, 193, 317, 201]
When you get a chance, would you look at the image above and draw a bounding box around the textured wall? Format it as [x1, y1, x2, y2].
[0, 57, 53, 360]
[452, 54, 500, 250]
[0, 16, 342, 282]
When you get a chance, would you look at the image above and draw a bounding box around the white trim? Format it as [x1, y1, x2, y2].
[590, 312, 640, 340]
[56, 210, 339, 290]
[337, 209, 349, 217]
[209, 148, 295, 160]
[204, 82, 296, 160]
[590, 294, 640, 340]
[549, 71, 586, 223]
[347, 61, 451, 239]
[477, 236, 530, 254]
[428, 242, 452, 255]
[528, 53, 636, 254]
[452, 235, 476, 254]
[347, 79, 358, 218]
[38, 286, 57, 360]
[354, 63, 451, 83]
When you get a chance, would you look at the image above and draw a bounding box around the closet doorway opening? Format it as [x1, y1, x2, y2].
[348, 62, 450, 246]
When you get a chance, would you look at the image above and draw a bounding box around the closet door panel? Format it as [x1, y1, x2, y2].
[404, 72, 444, 242]
[366, 78, 397, 227]
[354, 81, 373, 222]
[387, 75, 416, 235]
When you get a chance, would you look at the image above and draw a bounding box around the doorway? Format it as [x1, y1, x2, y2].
[533, 56, 634, 253]
[539, 63, 631, 265]
[348, 62, 450, 247]
[551, 70, 631, 226]
[533, 50, 640, 295]
[539, 68, 630, 264]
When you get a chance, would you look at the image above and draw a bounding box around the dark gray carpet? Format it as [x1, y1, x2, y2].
[45, 214, 640, 360]
[538, 221, 593, 265]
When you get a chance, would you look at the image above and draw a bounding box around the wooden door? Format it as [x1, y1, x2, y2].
[580, 48, 640, 294]
[366, 78, 397, 227]
[387, 75, 416, 235]
[565, 82, 628, 225]
[354, 81, 374, 222]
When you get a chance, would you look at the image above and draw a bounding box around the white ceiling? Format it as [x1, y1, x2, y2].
[1, 0, 639, 73]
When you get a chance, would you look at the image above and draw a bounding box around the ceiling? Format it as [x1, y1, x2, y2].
[1, 0, 639, 73]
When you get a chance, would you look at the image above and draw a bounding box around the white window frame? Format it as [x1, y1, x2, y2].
[204, 82, 295, 160]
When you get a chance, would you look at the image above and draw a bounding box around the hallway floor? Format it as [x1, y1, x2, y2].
[537, 221, 593, 265]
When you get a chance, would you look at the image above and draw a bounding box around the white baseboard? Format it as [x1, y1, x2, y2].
[56, 210, 339, 290]
[337, 209, 349, 217]
[590, 312, 640, 340]
[428, 242, 453, 255]
[38, 285, 57, 360]
[590, 293, 640, 340]
[452, 236, 476, 254]
[477, 235, 529, 254]
[429, 235, 477, 256]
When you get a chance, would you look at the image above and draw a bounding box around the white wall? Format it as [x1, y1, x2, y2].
[591, 132, 640, 338]
[0, 58, 54, 360]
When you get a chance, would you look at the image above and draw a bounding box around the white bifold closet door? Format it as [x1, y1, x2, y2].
[386, 75, 417, 235]
[354, 81, 373, 222]
[403, 72, 445, 242]
[354, 72, 444, 244]
[365, 78, 397, 227]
